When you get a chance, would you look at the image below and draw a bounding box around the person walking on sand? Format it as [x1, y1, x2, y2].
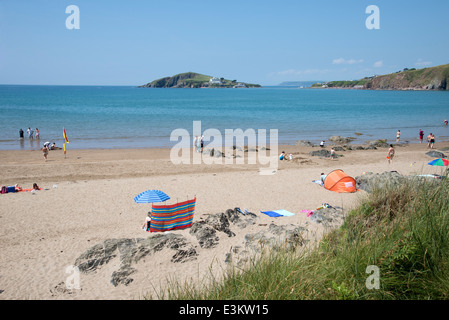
[396, 130, 401, 143]
[42, 144, 49, 161]
[387, 144, 395, 164]
[419, 129, 424, 143]
[429, 134, 436, 149]
[193, 136, 198, 153]
[330, 148, 336, 160]
[196, 136, 201, 153]
[427, 133, 433, 149]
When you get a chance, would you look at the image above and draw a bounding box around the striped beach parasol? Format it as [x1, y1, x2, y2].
[428, 158, 449, 167]
[134, 190, 170, 203]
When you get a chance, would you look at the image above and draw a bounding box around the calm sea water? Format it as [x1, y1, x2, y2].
[0, 85, 448, 150]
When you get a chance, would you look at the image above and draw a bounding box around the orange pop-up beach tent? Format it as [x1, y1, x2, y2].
[324, 169, 358, 193]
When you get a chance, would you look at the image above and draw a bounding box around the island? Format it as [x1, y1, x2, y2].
[311, 63, 449, 91]
[139, 72, 261, 88]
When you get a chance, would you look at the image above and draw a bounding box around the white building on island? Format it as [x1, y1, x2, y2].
[209, 77, 222, 84]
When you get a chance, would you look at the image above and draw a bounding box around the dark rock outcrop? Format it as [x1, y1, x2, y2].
[295, 140, 315, 147]
[310, 207, 345, 228]
[310, 149, 331, 157]
[426, 151, 446, 158]
[354, 171, 406, 193]
[74, 234, 195, 286]
[368, 139, 389, 148]
[329, 136, 355, 144]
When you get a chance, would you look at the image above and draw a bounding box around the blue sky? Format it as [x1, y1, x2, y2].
[0, 0, 448, 86]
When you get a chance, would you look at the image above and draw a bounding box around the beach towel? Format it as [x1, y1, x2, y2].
[300, 209, 315, 217]
[17, 188, 42, 192]
[312, 180, 324, 186]
[260, 209, 295, 218]
[150, 198, 196, 232]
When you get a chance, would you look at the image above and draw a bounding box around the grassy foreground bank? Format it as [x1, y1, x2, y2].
[156, 176, 449, 300]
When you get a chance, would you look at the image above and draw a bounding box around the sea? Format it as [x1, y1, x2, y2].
[0, 85, 448, 151]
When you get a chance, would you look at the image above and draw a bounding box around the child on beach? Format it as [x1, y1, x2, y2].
[279, 151, 287, 160]
[330, 148, 336, 160]
[387, 144, 395, 164]
[430, 134, 435, 149]
[419, 129, 424, 143]
[142, 212, 151, 231]
[42, 145, 49, 161]
[427, 133, 435, 149]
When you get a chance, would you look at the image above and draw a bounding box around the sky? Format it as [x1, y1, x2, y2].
[0, 0, 448, 86]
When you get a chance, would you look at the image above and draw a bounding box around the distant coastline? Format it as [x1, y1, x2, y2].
[311, 63, 449, 91]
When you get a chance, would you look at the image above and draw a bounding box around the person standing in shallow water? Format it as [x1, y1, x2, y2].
[396, 130, 401, 143]
[19, 129, 24, 139]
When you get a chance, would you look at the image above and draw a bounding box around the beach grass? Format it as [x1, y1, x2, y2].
[156, 175, 449, 300]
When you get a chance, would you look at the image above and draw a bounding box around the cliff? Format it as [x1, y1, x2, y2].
[139, 72, 261, 88]
[312, 63, 449, 91]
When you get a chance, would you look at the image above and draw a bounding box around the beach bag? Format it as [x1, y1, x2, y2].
[1, 186, 7, 194]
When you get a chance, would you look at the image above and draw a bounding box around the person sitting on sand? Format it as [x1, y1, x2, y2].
[279, 151, 287, 160]
[320, 173, 327, 185]
[387, 144, 395, 164]
[142, 212, 151, 231]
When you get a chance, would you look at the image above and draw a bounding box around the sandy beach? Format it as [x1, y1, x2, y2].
[1, 141, 448, 300]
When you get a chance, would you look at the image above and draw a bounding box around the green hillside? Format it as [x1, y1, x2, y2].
[312, 63, 449, 90]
